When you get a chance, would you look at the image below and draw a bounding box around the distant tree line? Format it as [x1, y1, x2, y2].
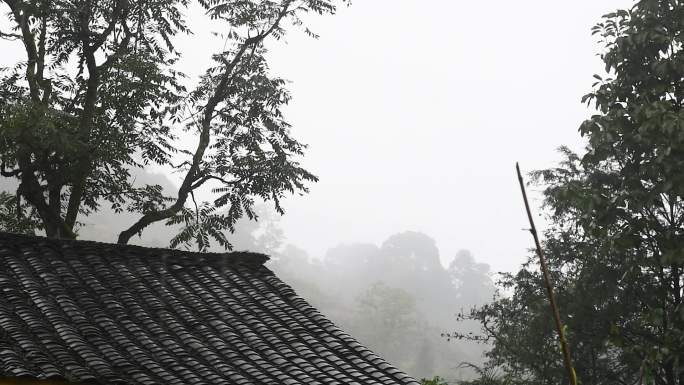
[267, 231, 495, 382]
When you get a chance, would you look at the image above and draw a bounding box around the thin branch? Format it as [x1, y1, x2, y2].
[170, 160, 192, 169]
[97, 20, 133, 71]
[0, 30, 22, 40]
[190, 174, 242, 190]
[36, 9, 46, 82]
[190, 190, 199, 224]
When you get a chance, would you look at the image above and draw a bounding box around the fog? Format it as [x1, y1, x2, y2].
[167, 0, 633, 274]
[0, 0, 636, 382]
[0, 1, 634, 272]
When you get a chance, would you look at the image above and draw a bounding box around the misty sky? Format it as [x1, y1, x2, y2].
[237, 0, 634, 274]
[1, 1, 635, 274]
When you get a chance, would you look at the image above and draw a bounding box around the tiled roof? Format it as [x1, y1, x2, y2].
[0, 232, 420, 385]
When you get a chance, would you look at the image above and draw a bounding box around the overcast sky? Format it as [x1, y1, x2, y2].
[233, 0, 634, 273]
[1, 1, 636, 274]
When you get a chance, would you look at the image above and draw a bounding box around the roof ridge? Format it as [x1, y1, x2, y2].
[0, 231, 269, 266]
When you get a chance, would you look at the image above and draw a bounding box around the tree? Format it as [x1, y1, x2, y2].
[318, 234, 491, 380]
[456, 1, 684, 384]
[381, 231, 443, 272]
[448, 249, 495, 307]
[351, 282, 420, 368]
[0, 0, 346, 249]
[0, 190, 41, 233]
[413, 338, 437, 379]
[379, 232, 457, 319]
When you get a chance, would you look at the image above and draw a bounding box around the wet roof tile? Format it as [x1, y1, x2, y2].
[0, 233, 420, 385]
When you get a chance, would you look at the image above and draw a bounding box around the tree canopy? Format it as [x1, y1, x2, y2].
[266, 230, 496, 382]
[0, 0, 346, 249]
[455, 1, 684, 384]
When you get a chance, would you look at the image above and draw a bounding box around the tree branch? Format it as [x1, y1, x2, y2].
[190, 190, 199, 224]
[97, 19, 132, 71]
[0, 30, 22, 40]
[190, 174, 243, 190]
[65, 0, 132, 230]
[5, 0, 41, 101]
[117, 1, 294, 245]
[91, 0, 126, 50]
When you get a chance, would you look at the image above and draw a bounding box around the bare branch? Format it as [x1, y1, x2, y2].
[190, 174, 243, 190]
[190, 190, 199, 224]
[170, 160, 192, 169]
[0, 30, 22, 40]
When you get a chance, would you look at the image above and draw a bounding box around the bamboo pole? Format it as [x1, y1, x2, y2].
[516, 162, 578, 385]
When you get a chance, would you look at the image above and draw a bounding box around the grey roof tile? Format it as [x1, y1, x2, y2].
[0, 232, 420, 385]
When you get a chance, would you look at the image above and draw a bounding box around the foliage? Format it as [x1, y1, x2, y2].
[420, 376, 449, 385]
[448, 250, 496, 306]
[1, 0, 189, 238]
[0, 191, 41, 234]
[267, 230, 496, 382]
[0, 0, 346, 249]
[456, 1, 684, 384]
[354, 282, 420, 353]
[456, 363, 510, 385]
